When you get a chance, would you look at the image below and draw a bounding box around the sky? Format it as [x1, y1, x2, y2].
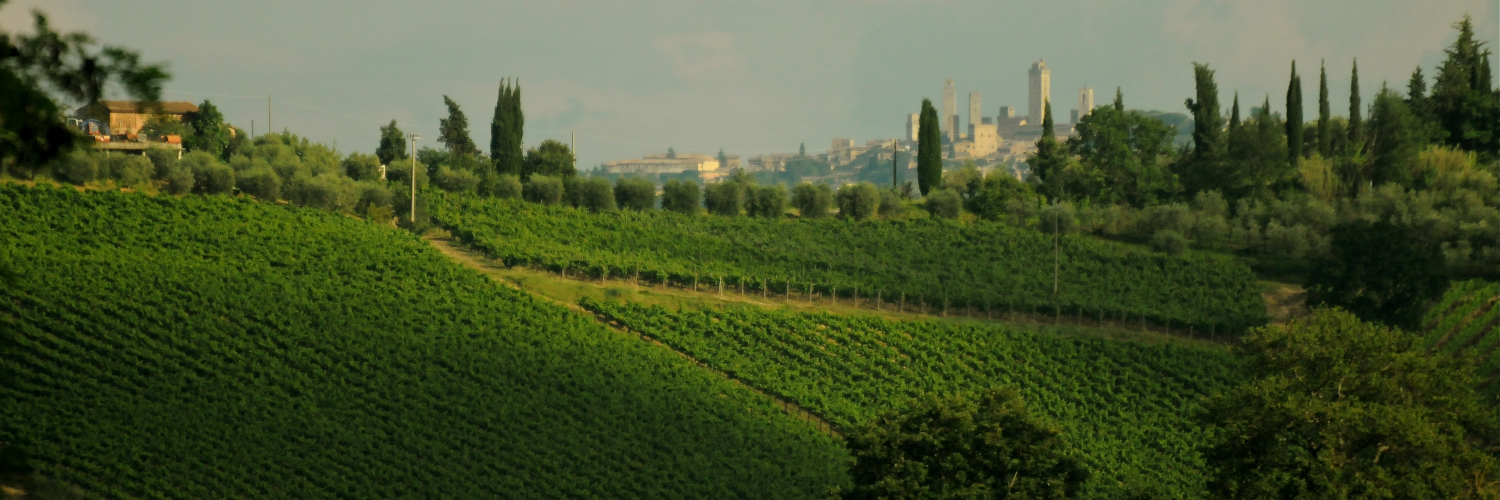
[6, 0, 1498, 168]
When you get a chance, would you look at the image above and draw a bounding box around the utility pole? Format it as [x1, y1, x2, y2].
[409, 134, 421, 222]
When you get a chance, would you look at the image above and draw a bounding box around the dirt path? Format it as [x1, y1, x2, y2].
[425, 236, 843, 436]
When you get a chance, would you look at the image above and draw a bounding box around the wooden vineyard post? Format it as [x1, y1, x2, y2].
[900, 293, 905, 313]
[807, 284, 813, 304]
[718, 277, 723, 295]
[876, 290, 882, 311]
[693, 275, 698, 292]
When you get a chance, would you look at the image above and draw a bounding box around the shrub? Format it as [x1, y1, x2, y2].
[1152, 229, 1187, 256]
[57, 151, 98, 184]
[745, 184, 787, 218]
[342, 152, 383, 181]
[145, 146, 179, 179]
[523, 175, 564, 205]
[572, 177, 617, 212]
[661, 179, 701, 214]
[703, 181, 743, 216]
[486, 173, 523, 199]
[836, 182, 879, 220]
[107, 155, 154, 187]
[236, 166, 281, 200]
[288, 174, 359, 211]
[356, 183, 393, 214]
[385, 159, 428, 189]
[790, 182, 832, 218]
[924, 188, 962, 219]
[433, 166, 480, 193]
[614, 177, 657, 211]
[877, 188, 907, 218]
[1037, 201, 1077, 233]
[165, 166, 196, 195]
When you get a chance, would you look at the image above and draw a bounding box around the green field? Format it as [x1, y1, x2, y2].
[581, 297, 1244, 499]
[0, 185, 849, 498]
[1423, 280, 1500, 398]
[433, 194, 1267, 334]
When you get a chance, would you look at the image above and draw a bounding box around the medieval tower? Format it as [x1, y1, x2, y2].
[943, 79, 957, 141]
[1028, 60, 1050, 125]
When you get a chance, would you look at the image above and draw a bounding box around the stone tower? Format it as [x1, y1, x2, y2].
[1028, 60, 1050, 126]
[968, 92, 982, 130]
[1077, 87, 1094, 122]
[943, 79, 957, 141]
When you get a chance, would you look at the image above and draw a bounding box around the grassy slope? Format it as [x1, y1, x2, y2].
[0, 186, 848, 498]
[583, 299, 1243, 499]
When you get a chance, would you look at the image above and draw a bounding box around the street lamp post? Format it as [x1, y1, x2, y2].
[408, 134, 420, 223]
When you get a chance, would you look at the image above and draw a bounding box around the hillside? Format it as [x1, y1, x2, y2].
[0, 186, 849, 498]
[433, 194, 1268, 333]
[1423, 280, 1500, 398]
[582, 298, 1244, 499]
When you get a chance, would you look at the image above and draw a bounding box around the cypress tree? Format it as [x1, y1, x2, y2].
[1318, 60, 1331, 157]
[1026, 99, 1065, 202]
[1285, 61, 1303, 164]
[917, 99, 942, 196]
[490, 79, 525, 176]
[1227, 92, 1241, 156]
[1186, 63, 1225, 160]
[1113, 88, 1124, 111]
[1349, 60, 1363, 154]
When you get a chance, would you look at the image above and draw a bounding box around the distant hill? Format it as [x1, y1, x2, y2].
[0, 185, 848, 498]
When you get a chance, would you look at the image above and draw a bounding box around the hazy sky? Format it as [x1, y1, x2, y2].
[7, 1, 1497, 167]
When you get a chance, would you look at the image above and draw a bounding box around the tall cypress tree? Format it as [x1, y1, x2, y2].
[1430, 14, 1495, 153]
[917, 99, 942, 196]
[1113, 88, 1124, 111]
[1285, 61, 1303, 164]
[1182, 63, 1226, 195]
[1348, 60, 1363, 154]
[490, 79, 524, 176]
[1026, 99, 1065, 202]
[1318, 61, 1331, 157]
[1227, 92, 1241, 156]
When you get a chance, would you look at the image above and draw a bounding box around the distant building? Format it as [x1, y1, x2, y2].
[996, 106, 1026, 138]
[1028, 60, 1050, 126]
[1077, 87, 1094, 122]
[602, 153, 721, 175]
[748, 153, 798, 172]
[942, 79, 957, 142]
[906, 113, 920, 142]
[830, 138, 856, 165]
[968, 92, 982, 132]
[75, 100, 199, 139]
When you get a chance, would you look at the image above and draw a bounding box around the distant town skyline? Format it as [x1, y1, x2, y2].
[7, 0, 1496, 167]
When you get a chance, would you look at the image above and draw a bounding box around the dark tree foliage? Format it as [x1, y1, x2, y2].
[0, 1, 167, 172]
[568, 177, 615, 212]
[1348, 60, 1363, 154]
[923, 188, 962, 220]
[1201, 309, 1499, 499]
[965, 171, 1038, 221]
[1430, 15, 1498, 155]
[1317, 61, 1331, 157]
[660, 179, 700, 215]
[490, 79, 524, 175]
[790, 181, 832, 218]
[1305, 220, 1447, 329]
[1285, 62, 1303, 163]
[916, 99, 942, 196]
[1367, 89, 1423, 187]
[521, 174, 563, 205]
[745, 184, 787, 218]
[613, 177, 656, 211]
[522, 139, 575, 180]
[1028, 100, 1068, 202]
[835, 182, 879, 220]
[438, 95, 479, 157]
[1181, 63, 1226, 195]
[703, 181, 743, 216]
[1066, 95, 1178, 206]
[185, 100, 228, 159]
[841, 387, 1089, 500]
[376, 120, 407, 165]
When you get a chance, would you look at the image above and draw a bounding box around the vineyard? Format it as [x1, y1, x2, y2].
[433, 194, 1267, 334]
[1422, 280, 1500, 398]
[581, 298, 1245, 499]
[0, 185, 850, 498]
